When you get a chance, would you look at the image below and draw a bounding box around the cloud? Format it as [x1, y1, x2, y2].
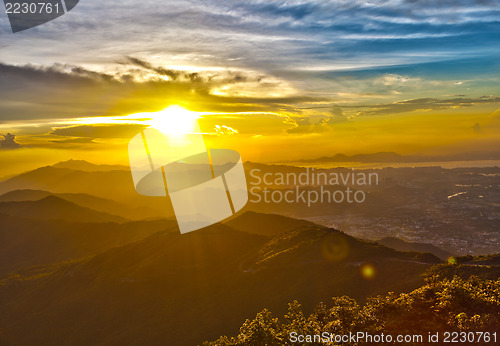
[286, 117, 332, 134]
[328, 105, 350, 124]
[472, 123, 483, 134]
[213, 125, 239, 136]
[50, 124, 148, 138]
[374, 74, 422, 86]
[1, 0, 499, 83]
[0, 61, 322, 122]
[49, 137, 96, 144]
[0, 1, 498, 121]
[492, 108, 500, 119]
[0, 133, 21, 150]
[348, 96, 500, 116]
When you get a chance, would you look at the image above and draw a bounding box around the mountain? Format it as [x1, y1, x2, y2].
[0, 196, 126, 223]
[0, 189, 54, 202]
[295, 152, 404, 163]
[0, 166, 134, 199]
[0, 166, 174, 218]
[425, 254, 500, 281]
[0, 213, 176, 276]
[455, 253, 500, 265]
[53, 159, 129, 172]
[0, 213, 442, 346]
[292, 151, 500, 164]
[0, 189, 161, 220]
[224, 211, 317, 236]
[378, 237, 453, 260]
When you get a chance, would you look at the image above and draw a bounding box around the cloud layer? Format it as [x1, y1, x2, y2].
[1, 0, 499, 75]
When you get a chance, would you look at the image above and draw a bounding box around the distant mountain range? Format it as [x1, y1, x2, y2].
[53, 159, 129, 172]
[0, 165, 174, 219]
[0, 195, 126, 223]
[288, 151, 500, 164]
[378, 237, 453, 260]
[0, 189, 162, 220]
[0, 166, 134, 199]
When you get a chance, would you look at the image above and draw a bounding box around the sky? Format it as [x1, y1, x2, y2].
[1, 0, 500, 175]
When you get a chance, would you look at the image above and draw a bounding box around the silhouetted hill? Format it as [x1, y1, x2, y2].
[425, 254, 500, 281]
[206, 275, 500, 344]
[0, 215, 442, 345]
[0, 214, 176, 276]
[378, 237, 453, 260]
[0, 166, 173, 218]
[224, 211, 317, 236]
[295, 152, 403, 163]
[0, 196, 127, 223]
[292, 151, 500, 164]
[0, 189, 54, 202]
[456, 253, 500, 265]
[0, 166, 134, 199]
[0, 189, 161, 220]
[53, 159, 129, 172]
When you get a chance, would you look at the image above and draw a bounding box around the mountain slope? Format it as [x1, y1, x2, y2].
[224, 211, 317, 236]
[0, 166, 134, 199]
[52, 159, 129, 172]
[378, 237, 453, 260]
[0, 196, 127, 223]
[0, 166, 174, 218]
[0, 189, 53, 202]
[0, 189, 161, 220]
[0, 214, 176, 276]
[0, 215, 441, 346]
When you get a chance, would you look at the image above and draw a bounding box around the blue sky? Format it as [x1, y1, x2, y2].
[0, 0, 499, 167]
[1, 0, 499, 79]
[1, 0, 499, 114]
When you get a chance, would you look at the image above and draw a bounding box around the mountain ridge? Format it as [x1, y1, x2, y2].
[0, 212, 443, 346]
[0, 195, 127, 223]
[378, 236, 453, 261]
[53, 159, 129, 172]
[0, 213, 177, 276]
[285, 151, 500, 164]
[0, 189, 161, 220]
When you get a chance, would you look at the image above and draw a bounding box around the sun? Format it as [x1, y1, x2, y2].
[148, 105, 201, 136]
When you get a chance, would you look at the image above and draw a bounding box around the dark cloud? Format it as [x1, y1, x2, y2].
[125, 57, 183, 81]
[0, 61, 322, 122]
[286, 117, 332, 134]
[233, 2, 319, 20]
[49, 137, 96, 144]
[472, 123, 483, 134]
[328, 105, 349, 124]
[331, 105, 343, 117]
[50, 124, 148, 139]
[125, 57, 250, 85]
[0, 133, 21, 150]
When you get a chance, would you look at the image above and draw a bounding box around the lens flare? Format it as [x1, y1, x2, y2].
[361, 263, 376, 280]
[321, 234, 350, 262]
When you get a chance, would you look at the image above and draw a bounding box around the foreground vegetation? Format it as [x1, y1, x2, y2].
[205, 275, 500, 345]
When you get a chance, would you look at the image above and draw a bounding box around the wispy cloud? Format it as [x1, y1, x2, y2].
[0, 61, 320, 122]
[1, 0, 499, 75]
[349, 96, 500, 116]
[50, 124, 148, 139]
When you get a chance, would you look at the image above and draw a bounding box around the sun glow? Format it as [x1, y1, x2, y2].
[147, 105, 202, 136]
